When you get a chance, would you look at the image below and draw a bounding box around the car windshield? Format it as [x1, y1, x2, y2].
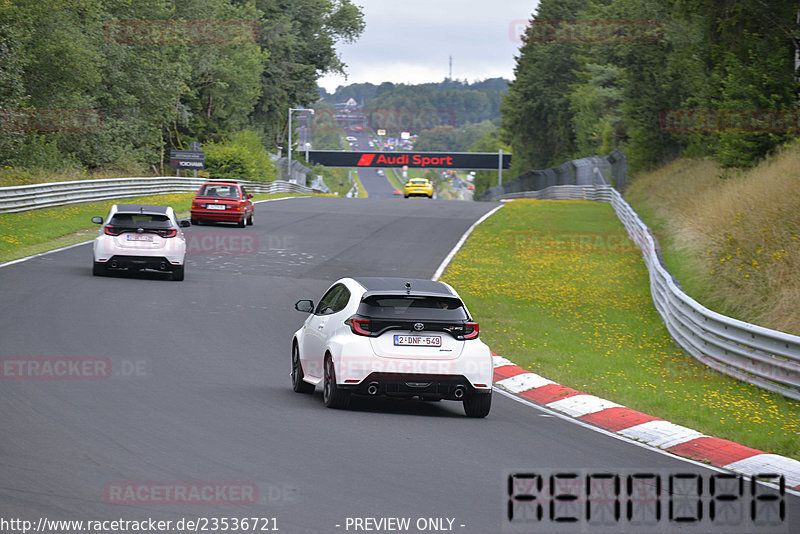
[109, 213, 172, 230]
[358, 295, 468, 320]
[410, 180, 427, 185]
[197, 184, 240, 199]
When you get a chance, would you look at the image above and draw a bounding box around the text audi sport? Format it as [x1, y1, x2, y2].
[291, 277, 493, 417]
[92, 204, 190, 281]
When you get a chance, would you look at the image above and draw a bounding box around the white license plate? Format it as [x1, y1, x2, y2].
[126, 234, 153, 242]
[394, 335, 442, 347]
[206, 204, 226, 210]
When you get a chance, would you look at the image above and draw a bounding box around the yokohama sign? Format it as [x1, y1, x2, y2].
[308, 151, 511, 169]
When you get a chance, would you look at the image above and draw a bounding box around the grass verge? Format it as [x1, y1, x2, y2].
[626, 145, 800, 335]
[352, 171, 369, 198]
[440, 199, 800, 459]
[0, 192, 311, 263]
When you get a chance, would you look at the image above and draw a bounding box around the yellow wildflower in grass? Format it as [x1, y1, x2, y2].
[441, 199, 800, 460]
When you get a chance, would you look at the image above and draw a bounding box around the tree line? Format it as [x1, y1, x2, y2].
[321, 78, 508, 130]
[502, 0, 800, 174]
[0, 0, 364, 177]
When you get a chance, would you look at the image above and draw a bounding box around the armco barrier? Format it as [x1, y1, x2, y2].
[0, 177, 318, 213]
[477, 149, 627, 201]
[492, 184, 800, 401]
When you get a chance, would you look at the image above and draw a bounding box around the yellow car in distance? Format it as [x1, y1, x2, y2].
[403, 178, 434, 199]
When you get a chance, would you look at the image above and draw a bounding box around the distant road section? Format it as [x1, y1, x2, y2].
[348, 129, 398, 199]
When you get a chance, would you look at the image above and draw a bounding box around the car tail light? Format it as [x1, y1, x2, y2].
[463, 322, 479, 340]
[104, 226, 121, 236]
[158, 229, 178, 238]
[345, 317, 372, 336]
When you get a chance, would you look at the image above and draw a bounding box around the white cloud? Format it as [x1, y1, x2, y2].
[319, 0, 539, 92]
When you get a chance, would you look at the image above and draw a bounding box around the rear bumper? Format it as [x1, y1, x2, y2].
[99, 255, 182, 271]
[191, 208, 247, 222]
[342, 373, 487, 400]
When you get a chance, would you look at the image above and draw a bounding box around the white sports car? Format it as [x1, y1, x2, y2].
[292, 277, 493, 417]
[92, 204, 190, 281]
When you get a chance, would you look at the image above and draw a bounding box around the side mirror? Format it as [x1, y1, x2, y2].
[91, 216, 103, 224]
[294, 300, 314, 313]
[179, 219, 191, 227]
[247, 194, 254, 199]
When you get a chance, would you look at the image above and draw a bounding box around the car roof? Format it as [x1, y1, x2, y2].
[114, 204, 171, 216]
[202, 180, 240, 186]
[351, 277, 457, 299]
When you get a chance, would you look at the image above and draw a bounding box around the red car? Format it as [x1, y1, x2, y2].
[191, 181, 254, 227]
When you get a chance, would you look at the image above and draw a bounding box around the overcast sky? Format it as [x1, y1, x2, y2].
[318, 0, 541, 92]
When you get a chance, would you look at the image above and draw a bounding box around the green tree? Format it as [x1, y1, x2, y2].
[469, 126, 510, 198]
[501, 0, 585, 172]
[251, 0, 365, 147]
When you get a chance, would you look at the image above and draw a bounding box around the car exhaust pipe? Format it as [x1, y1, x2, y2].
[159, 262, 167, 270]
[453, 385, 466, 399]
[367, 383, 379, 396]
[110, 260, 118, 268]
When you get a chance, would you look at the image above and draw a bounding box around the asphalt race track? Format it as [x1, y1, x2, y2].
[1, 197, 797, 533]
[350, 131, 397, 199]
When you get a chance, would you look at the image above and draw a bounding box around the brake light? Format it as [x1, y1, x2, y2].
[463, 322, 479, 340]
[345, 317, 372, 336]
[159, 229, 178, 238]
[104, 226, 121, 236]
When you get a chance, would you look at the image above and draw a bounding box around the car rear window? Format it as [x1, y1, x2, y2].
[197, 184, 241, 199]
[358, 295, 468, 320]
[109, 213, 172, 229]
[410, 179, 427, 185]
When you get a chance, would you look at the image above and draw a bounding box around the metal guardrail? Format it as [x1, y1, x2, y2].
[477, 149, 627, 201]
[0, 177, 319, 213]
[492, 184, 800, 401]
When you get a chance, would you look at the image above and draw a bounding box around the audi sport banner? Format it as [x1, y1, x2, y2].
[308, 151, 512, 169]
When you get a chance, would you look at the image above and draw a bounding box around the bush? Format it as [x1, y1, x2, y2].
[203, 130, 277, 182]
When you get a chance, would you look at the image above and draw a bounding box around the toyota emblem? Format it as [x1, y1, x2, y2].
[413, 323, 424, 331]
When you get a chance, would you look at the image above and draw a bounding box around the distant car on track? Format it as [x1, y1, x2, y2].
[291, 277, 493, 417]
[91, 204, 190, 281]
[190, 181, 254, 227]
[403, 178, 434, 199]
